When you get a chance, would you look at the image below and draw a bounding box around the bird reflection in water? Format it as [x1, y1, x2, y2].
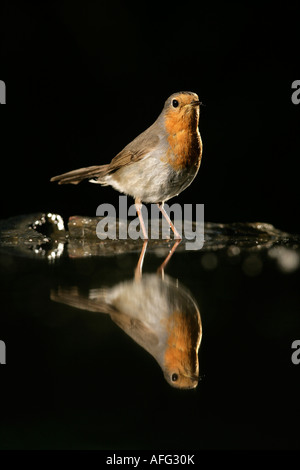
[51, 241, 202, 389]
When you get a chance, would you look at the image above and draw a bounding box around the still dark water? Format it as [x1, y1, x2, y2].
[0, 214, 300, 450]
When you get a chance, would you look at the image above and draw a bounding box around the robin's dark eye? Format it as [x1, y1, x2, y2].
[172, 99, 179, 108]
[171, 373, 178, 382]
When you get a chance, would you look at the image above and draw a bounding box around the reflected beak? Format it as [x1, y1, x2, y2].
[191, 375, 200, 382]
[183, 373, 200, 382]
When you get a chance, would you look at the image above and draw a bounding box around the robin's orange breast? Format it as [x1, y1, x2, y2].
[163, 112, 202, 171]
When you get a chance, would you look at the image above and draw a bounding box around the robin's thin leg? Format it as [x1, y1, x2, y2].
[157, 203, 182, 240]
[157, 239, 181, 278]
[135, 240, 148, 281]
[135, 199, 148, 240]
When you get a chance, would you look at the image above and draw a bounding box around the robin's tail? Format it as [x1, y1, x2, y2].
[50, 164, 110, 185]
[50, 286, 116, 315]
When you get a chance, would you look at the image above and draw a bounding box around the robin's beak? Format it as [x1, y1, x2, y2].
[183, 372, 200, 382]
[185, 374, 200, 389]
[190, 100, 201, 107]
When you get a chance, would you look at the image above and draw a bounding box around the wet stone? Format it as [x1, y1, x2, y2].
[0, 213, 299, 261]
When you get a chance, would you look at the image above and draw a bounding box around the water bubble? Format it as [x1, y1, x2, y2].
[228, 245, 241, 256]
[242, 255, 263, 276]
[201, 253, 218, 270]
[268, 247, 299, 273]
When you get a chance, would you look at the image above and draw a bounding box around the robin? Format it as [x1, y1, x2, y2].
[51, 243, 202, 389]
[51, 91, 203, 239]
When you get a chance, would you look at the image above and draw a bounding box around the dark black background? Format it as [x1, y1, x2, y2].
[0, 2, 299, 233]
[1, 2, 300, 453]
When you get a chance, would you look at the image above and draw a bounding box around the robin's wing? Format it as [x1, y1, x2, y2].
[51, 288, 159, 350]
[108, 123, 160, 172]
[110, 312, 159, 351]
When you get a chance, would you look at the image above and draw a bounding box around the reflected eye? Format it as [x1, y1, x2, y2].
[171, 373, 178, 382]
[172, 99, 179, 108]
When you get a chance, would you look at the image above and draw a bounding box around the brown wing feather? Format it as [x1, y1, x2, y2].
[107, 122, 160, 172]
[110, 313, 159, 350]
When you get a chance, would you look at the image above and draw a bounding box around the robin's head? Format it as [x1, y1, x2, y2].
[162, 91, 201, 131]
[162, 309, 201, 389]
[164, 365, 200, 390]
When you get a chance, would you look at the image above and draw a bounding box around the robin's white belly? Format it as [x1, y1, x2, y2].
[103, 154, 199, 203]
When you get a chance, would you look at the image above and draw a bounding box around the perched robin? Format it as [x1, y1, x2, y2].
[51, 272, 202, 389]
[51, 91, 203, 239]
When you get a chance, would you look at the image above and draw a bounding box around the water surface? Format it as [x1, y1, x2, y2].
[0, 214, 299, 449]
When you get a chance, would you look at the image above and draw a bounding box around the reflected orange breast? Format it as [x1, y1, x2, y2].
[163, 310, 195, 368]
